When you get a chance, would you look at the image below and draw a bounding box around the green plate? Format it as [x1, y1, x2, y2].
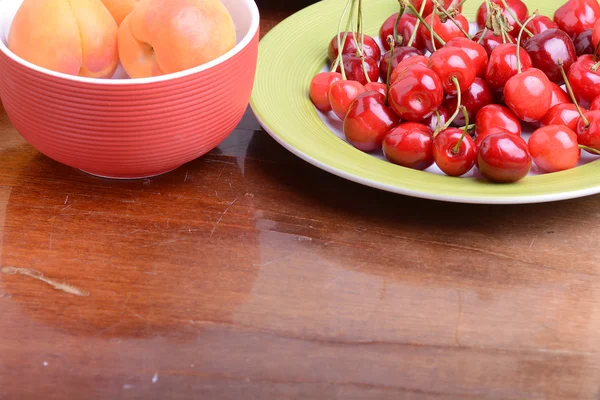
[250, 0, 600, 204]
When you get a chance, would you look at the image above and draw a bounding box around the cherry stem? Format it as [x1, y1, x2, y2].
[392, 4, 404, 47]
[435, 109, 442, 131]
[442, 77, 462, 130]
[557, 58, 589, 127]
[516, 13, 538, 74]
[591, 60, 600, 72]
[579, 145, 600, 155]
[334, 0, 357, 79]
[594, 41, 600, 63]
[407, 0, 427, 47]
[500, 0, 533, 37]
[434, 0, 471, 39]
[452, 106, 469, 154]
[459, 123, 476, 130]
[477, 27, 488, 44]
[430, 14, 438, 51]
[406, 3, 446, 46]
[384, 35, 396, 106]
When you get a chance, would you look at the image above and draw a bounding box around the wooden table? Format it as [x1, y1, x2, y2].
[2, 3, 600, 400]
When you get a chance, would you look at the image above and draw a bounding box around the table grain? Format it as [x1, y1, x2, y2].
[1, 3, 600, 400]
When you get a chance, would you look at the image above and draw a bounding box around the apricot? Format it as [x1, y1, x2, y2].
[99, 0, 140, 26]
[117, 0, 236, 78]
[8, 0, 119, 78]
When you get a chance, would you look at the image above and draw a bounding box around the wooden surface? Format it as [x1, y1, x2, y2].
[2, 3, 600, 400]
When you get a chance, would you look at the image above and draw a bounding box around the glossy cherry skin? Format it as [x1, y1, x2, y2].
[566, 54, 600, 108]
[476, 0, 529, 36]
[428, 47, 476, 95]
[379, 46, 423, 83]
[329, 80, 367, 120]
[343, 91, 400, 152]
[444, 77, 493, 127]
[477, 132, 532, 183]
[523, 29, 577, 84]
[573, 29, 595, 55]
[541, 104, 585, 131]
[364, 82, 387, 96]
[310, 72, 342, 112]
[522, 15, 558, 44]
[593, 20, 600, 51]
[383, 123, 434, 170]
[472, 29, 512, 57]
[445, 37, 489, 78]
[433, 128, 477, 176]
[591, 95, 600, 110]
[504, 68, 553, 122]
[423, 105, 451, 132]
[409, 0, 462, 19]
[380, 13, 427, 52]
[549, 82, 571, 107]
[336, 55, 380, 86]
[475, 104, 522, 137]
[485, 44, 532, 90]
[419, 12, 470, 53]
[528, 125, 580, 172]
[389, 64, 444, 121]
[390, 55, 429, 84]
[576, 110, 600, 151]
[474, 127, 514, 149]
[553, 0, 600, 38]
[328, 32, 382, 64]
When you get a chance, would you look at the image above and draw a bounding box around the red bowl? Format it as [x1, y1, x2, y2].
[0, 0, 259, 179]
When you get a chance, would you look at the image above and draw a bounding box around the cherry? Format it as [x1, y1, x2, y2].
[388, 64, 444, 121]
[329, 80, 367, 120]
[566, 54, 600, 108]
[541, 104, 585, 131]
[380, 13, 427, 52]
[328, 32, 382, 64]
[553, 0, 600, 39]
[445, 37, 489, 78]
[521, 15, 558, 43]
[528, 125, 580, 172]
[576, 110, 600, 151]
[433, 127, 477, 177]
[573, 29, 595, 56]
[549, 82, 571, 107]
[524, 29, 577, 84]
[591, 95, 600, 110]
[390, 55, 429, 84]
[475, 104, 522, 137]
[428, 47, 476, 95]
[593, 20, 600, 52]
[476, 0, 529, 36]
[409, 0, 462, 19]
[379, 46, 422, 83]
[474, 127, 514, 148]
[343, 91, 400, 152]
[383, 123, 434, 170]
[485, 43, 532, 90]
[364, 82, 387, 95]
[472, 29, 512, 57]
[419, 12, 469, 53]
[423, 105, 451, 132]
[444, 77, 493, 127]
[310, 72, 343, 112]
[336, 54, 379, 85]
[504, 68, 553, 122]
[477, 132, 532, 183]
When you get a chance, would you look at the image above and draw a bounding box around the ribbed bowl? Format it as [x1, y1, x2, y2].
[0, 0, 259, 179]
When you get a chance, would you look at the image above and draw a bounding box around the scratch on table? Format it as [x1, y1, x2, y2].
[64, 195, 68, 205]
[209, 198, 238, 238]
[455, 291, 463, 347]
[0, 267, 90, 297]
[152, 373, 159, 384]
[184, 171, 190, 183]
[529, 238, 537, 249]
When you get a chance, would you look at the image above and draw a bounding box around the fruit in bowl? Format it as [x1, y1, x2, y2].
[100, 0, 139, 26]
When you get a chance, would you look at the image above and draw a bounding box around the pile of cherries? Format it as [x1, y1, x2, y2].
[309, 0, 600, 183]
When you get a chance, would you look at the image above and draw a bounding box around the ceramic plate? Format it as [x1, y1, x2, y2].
[250, 0, 600, 204]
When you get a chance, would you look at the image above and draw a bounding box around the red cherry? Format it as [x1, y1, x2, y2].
[390, 55, 429, 84]
[541, 104, 586, 131]
[337, 54, 379, 85]
[573, 29, 596, 56]
[444, 77, 493, 127]
[389, 64, 444, 121]
[419, 12, 470, 53]
[379, 46, 423, 83]
[591, 95, 600, 110]
[310, 72, 342, 112]
[474, 127, 514, 149]
[521, 15, 558, 43]
[343, 91, 400, 152]
[576, 110, 600, 151]
[445, 37, 489, 78]
[428, 47, 476, 95]
[383, 123, 434, 170]
[472, 29, 513, 57]
[549, 82, 571, 107]
[476, 0, 529, 36]
[593, 20, 600, 52]
[553, 0, 600, 38]
[566, 54, 600, 108]
[433, 128, 477, 176]
[524, 29, 577, 84]
[363, 82, 386, 96]
[328, 32, 382, 64]
[504, 68, 553, 122]
[409, 0, 463, 19]
[423, 105, 451, 132]
[475, 104, 522, 137]
[380, 13, 427, 52]
[528, 125, 580, 172]
[485, 43, 532, 90]
[329, 80, 367, 120]
[477, 132, 532, 183]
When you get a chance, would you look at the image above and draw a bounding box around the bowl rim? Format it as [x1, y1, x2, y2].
[0, 0, 260, 85]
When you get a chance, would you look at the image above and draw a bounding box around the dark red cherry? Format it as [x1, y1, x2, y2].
[328, 32, 382, 64]
[380, 13, 427, 52]
[383, 123, 434, 170]
[476, 0, 529, 36]
[445, 37, 489, 78]
[549, 82, 571, 107]
[472, 29, 512, 57]
[329, 80, 367, 120]
[504, 68, 553, 122]
[521, 15, 558, 44]
[419, 12, 470, 53]
[310, 72, 343, 112]
[475, 104, 522, 137]
[390, 55, 429, 84]
[541, 104, 585, 131]
[379, 46, 423, 83]
[524, 28, 577, 84]
[337, 54, 380, 85]
[573, 29, 595, 56]
[389, 64, 444, 121]
[566, 54, 600, 108]
[474, 127, 514, 149]
[485, 43, 532, 90]
[576, 110, 600, 151]
[444, 77, 493, 127]
[423, 105, 451, 132]
[343, 91, 400, 152]
[591, 95, 600, 110]
[409, 0, 463, 19]
[477, 132, 532, 183]
[433, 128, 477, 176]
[428, 47, 476, 95]
[528, 125, 580, 172]
[553, 0, 600, 38]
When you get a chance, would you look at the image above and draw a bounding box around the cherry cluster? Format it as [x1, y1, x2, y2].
[309, 0, 600, 183]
